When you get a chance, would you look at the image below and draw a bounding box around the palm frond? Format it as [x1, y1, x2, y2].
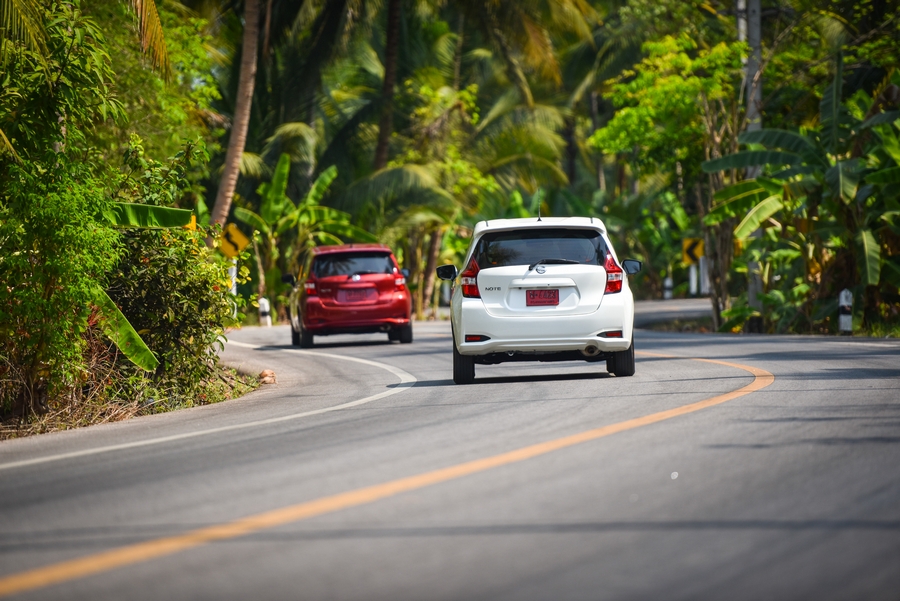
[128, 0, 170, 77]
[0, 0, 47, 63]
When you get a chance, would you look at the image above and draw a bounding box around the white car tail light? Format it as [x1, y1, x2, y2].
[460, 258, 480, 298]
[605, 253, 624, 294]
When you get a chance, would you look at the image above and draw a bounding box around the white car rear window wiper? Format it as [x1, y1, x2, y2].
[527, 258, 580, 271]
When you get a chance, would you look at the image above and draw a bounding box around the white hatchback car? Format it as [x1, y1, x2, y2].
[436, 217, 642, 384]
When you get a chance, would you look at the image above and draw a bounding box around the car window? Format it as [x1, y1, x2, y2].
[475, 228, 607, 268]
[312, 252, 395, 277]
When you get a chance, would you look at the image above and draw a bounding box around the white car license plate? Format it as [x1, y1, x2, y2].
[526, 289, 559, 306]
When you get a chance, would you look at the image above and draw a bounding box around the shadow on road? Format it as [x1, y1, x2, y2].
[413, 372, 609, 387]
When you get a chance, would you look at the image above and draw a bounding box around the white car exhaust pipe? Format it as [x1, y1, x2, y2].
[581, 345, 601, 357]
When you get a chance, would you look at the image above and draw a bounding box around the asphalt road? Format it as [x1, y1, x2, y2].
[1, 316, 899, 600]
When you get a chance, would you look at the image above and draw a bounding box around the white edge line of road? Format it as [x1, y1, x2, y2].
[0, 342, 417, 472]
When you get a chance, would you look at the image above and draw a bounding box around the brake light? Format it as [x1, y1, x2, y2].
[394, 276, 406, 290]
[460, 258, 480, 298]
[605, 253, 624, 294]
[304, 280, 317, 295]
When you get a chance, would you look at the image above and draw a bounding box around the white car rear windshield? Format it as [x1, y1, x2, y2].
[312, 253, 394, 277]
[475, 228, 608, 268]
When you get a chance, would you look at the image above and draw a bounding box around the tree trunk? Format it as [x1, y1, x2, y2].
[590, 91, 605, 192]
[742, 0, 765, 332]
[262, 0, 273, 60]
[373, 0, 401, 170]
[453, 13, 464, 91]
[252, 237, 267, 301]
[698, 183, 733, 331]
[421, 228, 442, 318]
[564, 117, 577, 188]
[209, 0, 260, 228]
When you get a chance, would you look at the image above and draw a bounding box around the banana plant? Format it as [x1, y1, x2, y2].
[235, 154, 376, 301]
[702, 58, 900, 329]
[95, 202, 195, 371]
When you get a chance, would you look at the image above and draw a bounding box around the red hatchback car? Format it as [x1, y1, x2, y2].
[283, 244, 413, 347]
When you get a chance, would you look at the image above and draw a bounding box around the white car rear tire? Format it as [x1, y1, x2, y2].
[608, 341, 635, 377]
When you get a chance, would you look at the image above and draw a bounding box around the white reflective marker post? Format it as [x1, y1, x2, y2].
[258, 296, 272, 327]
[839, 288, 853, 334]
[228, 259, 237, 294]
[228, 259, 238, 318]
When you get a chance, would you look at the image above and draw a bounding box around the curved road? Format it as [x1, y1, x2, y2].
[1, 321, 899, 600]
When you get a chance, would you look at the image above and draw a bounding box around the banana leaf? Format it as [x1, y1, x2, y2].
[738, 129, 820, 158]
[855, 229, 881, 287]
[860, 110, 899, 130]
[825, 160, 861, 204]
[866, 166, 900, 185]
[234, 207, 269, 234]
[105, 203, 194, 228]
[713, 180, 764, 202]
[734, 195, 783, 240]
[702, 151, 801, 173]
[302, 165, 338, 207]
[769, 165, 819, 179]
[92, 285, 159, 372]
[317, 221, 378, 242]
[705, 183, 770, 226]
[258, 153, 293, 224]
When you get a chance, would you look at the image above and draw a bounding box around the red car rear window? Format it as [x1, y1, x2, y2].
[312, 252, 394, 277]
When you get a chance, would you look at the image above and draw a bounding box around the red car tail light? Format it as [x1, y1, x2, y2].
[605, 253, 624, 294]
[304, 280, 317, 295]
[460, 258, 480, 298]
[394, 276, 406, 290]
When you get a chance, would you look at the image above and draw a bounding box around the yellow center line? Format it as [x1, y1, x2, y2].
[0, 353, 774, 597]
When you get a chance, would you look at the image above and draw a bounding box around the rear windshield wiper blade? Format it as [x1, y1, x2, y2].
[348, 270, 381, 277]
[528, 258, 580, 271]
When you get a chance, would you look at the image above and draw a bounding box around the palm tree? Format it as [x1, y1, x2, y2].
[373, 0, 401, 170]
[209, 0, 260, 227]
[208, 0, 358, 227]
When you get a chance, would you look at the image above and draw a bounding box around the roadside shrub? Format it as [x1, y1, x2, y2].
[106, 226, 240, 410]
[0, 158, 121, 416]
[103, 137, 247, 411]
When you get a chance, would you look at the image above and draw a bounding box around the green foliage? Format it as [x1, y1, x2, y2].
[0, 0, 124, 169]
[0, 0, 126, 416]
[702, 64, 900, 332]
[105, 225, 238, 407]
[91, 285, 159, 372]
[0, 157, 122, 415]
[589, 34, 746, 178]
[83, 0, 220, 163]
[236, 156, 375, 304]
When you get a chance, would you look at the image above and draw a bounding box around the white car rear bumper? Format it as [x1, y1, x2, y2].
[453, 292, 634, 355]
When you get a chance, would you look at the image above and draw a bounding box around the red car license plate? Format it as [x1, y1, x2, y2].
[345, 289, 369, 302]
[526, 289, 559, 306]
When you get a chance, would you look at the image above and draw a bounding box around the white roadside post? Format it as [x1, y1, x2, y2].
[663, 275, 674, 300]
[699, 256, 710, 295]
[839, 289, 853, 335]
[258, 296, 272, 327]
[228, 259, 238, 294]
[228, 259, 238, 318]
